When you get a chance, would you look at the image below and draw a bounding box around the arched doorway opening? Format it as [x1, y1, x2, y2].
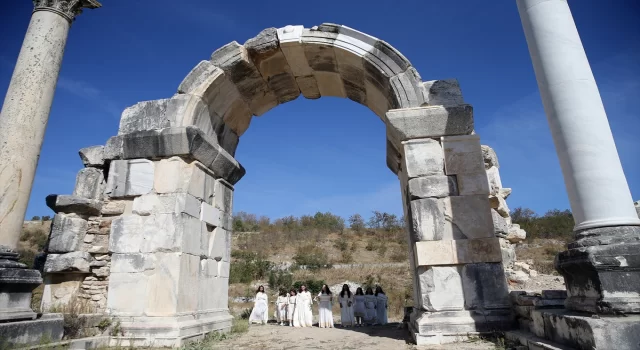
[42, 23, 512, 346]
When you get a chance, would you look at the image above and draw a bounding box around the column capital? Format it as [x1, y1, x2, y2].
[33, 0, 101, 23]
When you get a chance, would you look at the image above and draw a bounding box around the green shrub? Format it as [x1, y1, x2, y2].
[268, 270, 293, 292]
[334, 237, 348, 251]
[292, 279, 325, 294]
[229, 252, 273, 284]
[292, 245, 331, 270]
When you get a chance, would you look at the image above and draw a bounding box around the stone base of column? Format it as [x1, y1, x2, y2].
[108, 311, 233, 347]
[409, 309, 514, 345]
[555, 225, 640, 314]
[0, 246, 42, 322]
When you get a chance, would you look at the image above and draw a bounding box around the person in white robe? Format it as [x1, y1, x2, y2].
[287, 289, 297, 327]
[338, 284, 355, 327]
[275, 290, 288, 326]
[293, 285, 313, 327]
[363, 287, 377, 326]
[353, 287, 366, 327]
[375, 286, 388, 325]
[315, 284, 334, 328]
[249, 285, 269, 325]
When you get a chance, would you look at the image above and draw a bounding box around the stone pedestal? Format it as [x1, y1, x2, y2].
[0, 246, 42, 322]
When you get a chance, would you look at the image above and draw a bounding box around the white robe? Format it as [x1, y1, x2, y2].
[286, 295, 297, 321]
[353, 295, 366, 317]
[338, 294, 355, 327]
[249, 292, 269, 324]
[317, 293, 334, 328]
[275, 295, 288, 323]
[376, 293, 388, 325]
[364, 295, 377, 323]
[293, 291, 313, 327]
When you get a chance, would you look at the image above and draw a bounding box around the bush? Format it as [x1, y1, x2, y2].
[334, 237, 348, 251]
[292, 245, 331, 270]
[389, 247, 407, 262]
[365, 239, 376, 251]
[268, 270, 293, 292]
[31, 216, 41, 221]
[229, 252, 273, 284]
[292, 279, 325, 294]
[348, 214, 366, 233]
[340, 250, 353, 263]
[512, 207, 574, 242]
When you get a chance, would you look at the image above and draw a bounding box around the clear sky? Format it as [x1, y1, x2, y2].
[1, 1, 638, 222]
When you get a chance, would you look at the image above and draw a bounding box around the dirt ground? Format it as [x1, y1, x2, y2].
[209, 323, 500, 350]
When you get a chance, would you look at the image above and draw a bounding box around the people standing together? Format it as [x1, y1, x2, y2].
[249, 284, 388, 327]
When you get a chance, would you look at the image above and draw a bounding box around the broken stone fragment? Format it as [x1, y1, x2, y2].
[481, 145, 499, 169]
[492, 210, 509, 236]
[72, 167, 106, 200]
[507, 224, 527, 243]
[44, 252, 92, 274]
[78, 145, 105, 167]
[421, 79, 465, 107]
[45, 194, 102, 216]
[47, 214, 88, 253]
[117, 99, 170, 135]
[386, 105, 474, 141]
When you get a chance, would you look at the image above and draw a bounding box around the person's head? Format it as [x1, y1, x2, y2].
[365, 287, 374, 295]
[257, 285, 265, 293]
[289, 289, 297, 296]
[320, 284, 331, 295]
[300, 285, 307, 293]
[280, 289, 287, 297]
[340, 284, 352, 297]
[355, 287, 364, 295]
[375, 286, 385, 296]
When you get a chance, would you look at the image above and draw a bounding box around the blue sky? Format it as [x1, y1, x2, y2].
[1, 1, 638, 221]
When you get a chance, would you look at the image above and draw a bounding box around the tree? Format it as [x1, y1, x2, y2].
[42, 216, 51, 221]
[31, 216, 41, 221]
[348, 214, 366, 233]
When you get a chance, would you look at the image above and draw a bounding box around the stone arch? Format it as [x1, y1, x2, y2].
[42, 23, 514, 347]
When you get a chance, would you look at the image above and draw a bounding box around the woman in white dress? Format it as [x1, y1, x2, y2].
[363, 287, 377, 326]
[352, 287, 366, 327]
[316, 284, 334, 328]
[293, 285, 313, 327]
[338, 284, 355, 327]
[248, 285, 269, 325]
[286, 289, 297, 327]
[275, 290, 288, 326]
[375, 286, 388, 325]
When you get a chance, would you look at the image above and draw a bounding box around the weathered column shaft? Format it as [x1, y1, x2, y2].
[0, 10, 71, 249]
[516, 0, 640, 230]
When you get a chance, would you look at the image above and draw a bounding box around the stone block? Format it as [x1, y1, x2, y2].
[501, 245, 516, 268]
[417, 266, 465, 311]
[441, 135, 485, 175]
[105, 159, 154, 198]
[218, 261, 230, 278]
[414, 237, 502, 266]
[123, 213, 201, 255]
[0, 314, 64, 348]
[409, 198, 445, 241]
[47, 214, 87, 253]
[461, 262, 510, 310]
[72, 167, 105, 200]
[402, 139, 444, 178]
[541, 290, 567, 300]
[101, 200, 128, 215]
[219, 126, 239, 157]
[132, 193, 201, 218]
[492, 210, 509, 236]
[107, 272, 148, 316]
[245, 28, 300, 104]
[211, 150, 245, 185]
[78, 145, 105, 167]
[386, 105, 474, 141]
[481, 145, 499, 169]
[421, 79, 465, 107]
[45, 195, 102, 216]
[532, 298, 565, 308]
[44, 252, 91, 274]
[110, 253, 153, 273]
[514, 305, 534, 319]
[410, 309, 514, 344]
[166, 94, 220, 140]
[118, 99, 171, 134]
[443, 195, 494, 240]
[207, 227, 231, 261]
[507, 224, 527, 243]
[109, 216, 145, 253]
[489, 194, 511, 217]
[486, 166, 502, 195]
[407, 175, 456, 199]
[389, 67, 425, 108]
[201, 202, 221, 227]
[456, 172, 490, 196]
[314, 71, 347, 98]
[210, 41, 278, 116]
[213, 179, 234, 213]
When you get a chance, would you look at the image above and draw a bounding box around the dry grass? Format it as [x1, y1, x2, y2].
[515, 239, 566, 275]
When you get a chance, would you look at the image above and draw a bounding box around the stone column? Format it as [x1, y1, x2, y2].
[0, 0, 101, 250]
[517, 0, 640, 314]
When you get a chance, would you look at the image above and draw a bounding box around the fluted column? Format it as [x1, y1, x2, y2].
[0, 0, 101, 250]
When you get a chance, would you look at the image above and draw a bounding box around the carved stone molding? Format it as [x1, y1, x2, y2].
[33, 0, 101, 23]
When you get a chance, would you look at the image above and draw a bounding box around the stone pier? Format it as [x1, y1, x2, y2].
[514, 0, 640, 348]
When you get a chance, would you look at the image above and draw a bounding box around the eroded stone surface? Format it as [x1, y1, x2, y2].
[45, 195, 102, 216]
[403, 139, 444, 178]
[47, 214, 87, 253]
[78, 146, 104, 167]
[44, 252, 92, 274]
[387, 105, 473, 141]
[72, 167, 105, 200]
[105, 159, 154, 198]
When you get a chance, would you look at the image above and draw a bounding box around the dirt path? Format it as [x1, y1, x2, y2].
[209, 323, 499, 350]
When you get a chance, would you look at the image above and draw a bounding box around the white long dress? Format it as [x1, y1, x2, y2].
[287, 295, 297, 323]
[317, 293, 334, 328]
[338, 294, 355, 327]
[353, 295, 366, 318]
[275, 295, 288, 323]
[376, 293, 388, 325]
[364, 294, 377, 324]
[249, 292, 269, 324]
[293, 291, 313, 327]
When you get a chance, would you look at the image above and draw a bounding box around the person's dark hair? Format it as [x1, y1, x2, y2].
[340, 284, 352, 298]
[365, 287, 374, 295]
[320, 284, 332, 295]
[299, 285, 307, 293]
[375, 286, 385, 296]
[289, 289, 297, 296]
[355, 287, 364, 295]
[256, 285, 265, 293]
[280, 289, 288, 297]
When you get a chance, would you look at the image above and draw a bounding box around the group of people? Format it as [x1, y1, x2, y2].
[248, 284, 388, 328]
